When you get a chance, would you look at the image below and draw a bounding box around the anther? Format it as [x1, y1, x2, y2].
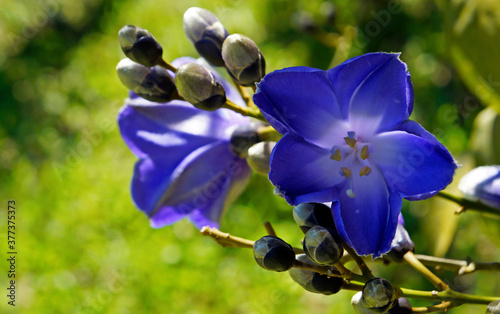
[330, 148, 342, 161]
[341, 167, 351, 178]
[359, 166, 372, 177]
[361, 145, 369, 160]
[343, 137, 357, 148]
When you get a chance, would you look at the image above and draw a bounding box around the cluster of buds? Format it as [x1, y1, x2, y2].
[116, 7, 266, 112]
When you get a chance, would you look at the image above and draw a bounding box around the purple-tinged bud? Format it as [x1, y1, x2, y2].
[247, 141, 276, 175]
[293, 202, 336, 234]
[183, 7, 229, 67]
[118, 25, 163, 67]
[289, 254, 344, 295]
[116, 58, 177, 103]
[253, 236, 295, 272]
[174, 62, 226, 111]
[361, 277, 397, 313]
[303, 225, 343, 266]
[458, 165, 500, 209]
[385, 215, 415, 263]
[221, 34, 266, 86]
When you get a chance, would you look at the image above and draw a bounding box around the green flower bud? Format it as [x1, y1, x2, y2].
[116, 58, 178, 103]
[247, 141, 276, 174]
[361, 277, 398, 313]
[118, 25, 163, 67]
[221, 34, 266, 86]
[183, 7, 229, 67]
[175, 62, 226, 111]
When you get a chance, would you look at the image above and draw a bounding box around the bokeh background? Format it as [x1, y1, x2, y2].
[1, 0, 500, 313]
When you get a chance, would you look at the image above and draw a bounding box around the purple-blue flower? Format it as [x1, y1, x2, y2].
[459, 165, 500, 209]
[254, 52, 457, 257]
[118, 57, 251, 229]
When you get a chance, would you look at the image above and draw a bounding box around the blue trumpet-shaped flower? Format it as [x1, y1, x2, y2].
[254, 53, 457, 257]
[459, 165, 500, 209]
[118, 57, 251, 229]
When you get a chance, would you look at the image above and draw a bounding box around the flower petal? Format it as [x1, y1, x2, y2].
[326, 52, 412, 136]
[331, 165, 401, 257]
[254, 67, 346, 148]
[269, 133, 344, 205]
[118, 100, 245, 158]
[131, 141, 250, 229]
[371, 129, 456, 198]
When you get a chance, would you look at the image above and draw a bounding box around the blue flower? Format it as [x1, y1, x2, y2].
[254, 52, 457, 257]
[118, 57, 251, 229]
[459, 165, 500, 209]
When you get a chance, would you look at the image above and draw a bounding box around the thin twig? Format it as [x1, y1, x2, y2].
[414, 254, 500, 275]
[437, 191, 500, 216]
[263, 221, 277, 237]
[343, 244, 374, 278]
[404, 252, 449, 291]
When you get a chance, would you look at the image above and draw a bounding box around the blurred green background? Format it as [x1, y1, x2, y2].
[1, 0, 500, 313]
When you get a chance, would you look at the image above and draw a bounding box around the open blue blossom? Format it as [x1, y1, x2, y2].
[459, 165, 500, 209]
[254, 53, 457, 257]
[118, 57, 251, 229]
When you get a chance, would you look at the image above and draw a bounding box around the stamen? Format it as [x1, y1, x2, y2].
[330, 148, 342, 161]
[359, 166, 372, 177]
[341, 167, 351, 178]
[344, 137, 357, 148]
[343, 131, 357, 148]
[360, 145, 369, 160]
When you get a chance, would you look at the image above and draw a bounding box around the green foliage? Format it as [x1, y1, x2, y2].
[1, 0, 500, 313]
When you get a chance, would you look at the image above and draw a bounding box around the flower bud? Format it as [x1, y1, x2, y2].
[253, 235, 296, 272]
[385, 219, 415, 263]
[458, 165, 500, 209]
[293, 202, 336, 234]
[222, 34, 266, 86]
[361, 277, 397, 313]
[388, 297, 412, 314]
[487, 300, 500, 313]
[116, 58, 178, 102]
[174, 62, 226, 111]
[303, 225, 343, 266]
[289, 254, 344, 295]
[119, 25, 163, 67]
[183, 7, 229, 67]
[247, 141, 276, 175]
[352, 292, 376, 314]
[229, 123, 263, 157]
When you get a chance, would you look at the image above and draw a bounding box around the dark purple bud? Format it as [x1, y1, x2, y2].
[303, 225, 343, 266]
[183, 7, 229, 67]
[119, 25, 163, 67]
[222, 34, 266, 86]
[289, 254, 344, 295]
[293, 202, 336, 234]
[116, 58, 177, 102]
[361, 277, 398, 313]
[253, 236, 295, 272]
[174, 62, 226, 111]
[388, 297, 412, 314]
[229, 123, 263, 157]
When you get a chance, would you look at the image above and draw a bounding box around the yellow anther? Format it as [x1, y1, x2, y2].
[341, 167, 351, 178]
[330, 149, 342, 161]
[361, 145, 369, 160]
[343, 136, 357, 148]
[359, 166, 372, 177]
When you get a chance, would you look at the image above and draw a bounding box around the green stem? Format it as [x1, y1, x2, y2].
[158, 58, 177, 73]
[223, 100, 267, 122]
[399, 287, 498, 305]
[343, 244, 374, 278]
[414, 254, 500, 275]
[404, 251, 449, 291]
[436, 191, 500, 216]
[257, 126, 282, 142]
